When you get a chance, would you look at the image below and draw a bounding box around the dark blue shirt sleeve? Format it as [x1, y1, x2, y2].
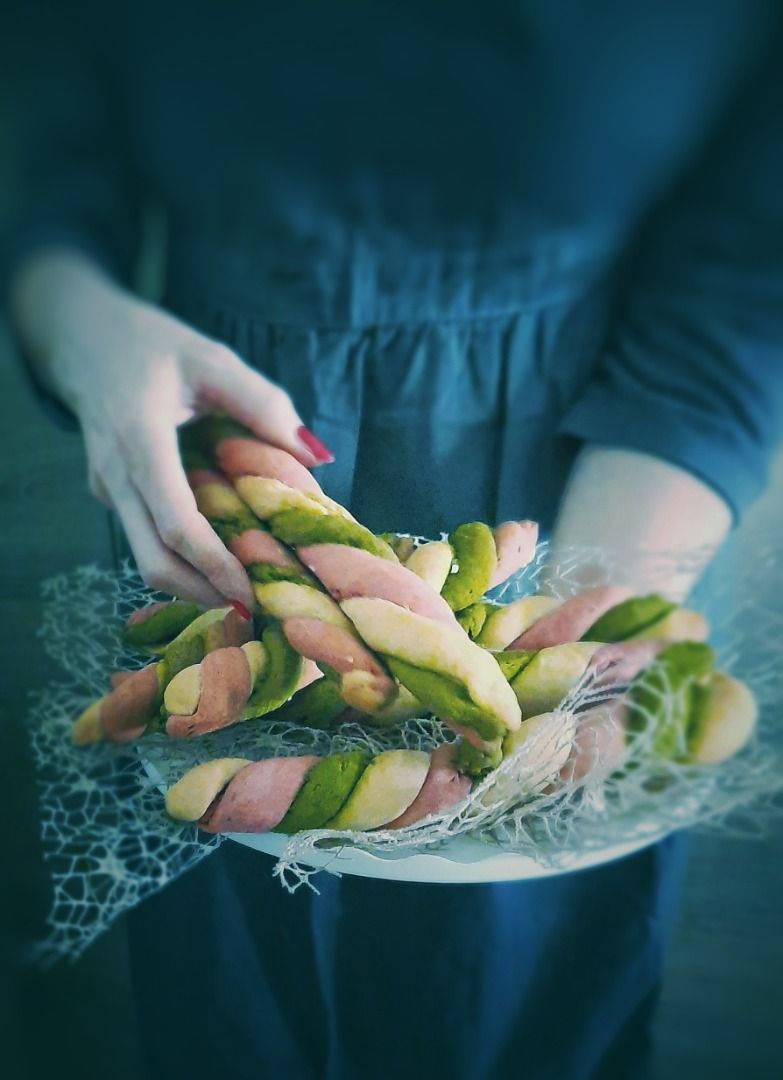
[3, 2, 141, 429]
[559, 32, 783, 523]
[4, 1, 141, 291]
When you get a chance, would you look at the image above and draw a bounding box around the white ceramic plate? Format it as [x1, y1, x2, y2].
[144, 757, 667, 883]
[231, 829, 666, 883]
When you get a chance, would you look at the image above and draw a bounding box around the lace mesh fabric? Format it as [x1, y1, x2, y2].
[28, 541, 783, 961]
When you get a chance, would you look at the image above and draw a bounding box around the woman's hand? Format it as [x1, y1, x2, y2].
[9, 248, 333, 607]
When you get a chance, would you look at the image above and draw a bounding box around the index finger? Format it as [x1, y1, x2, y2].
[123, 420, 255, 609]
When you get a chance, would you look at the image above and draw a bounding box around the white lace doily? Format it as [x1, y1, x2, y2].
[27, 541, 783, 961]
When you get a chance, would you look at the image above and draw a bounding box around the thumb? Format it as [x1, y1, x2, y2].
[190, 341, 334, 466]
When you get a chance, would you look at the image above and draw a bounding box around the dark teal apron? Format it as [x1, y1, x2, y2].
[128, 232, 685, 1080]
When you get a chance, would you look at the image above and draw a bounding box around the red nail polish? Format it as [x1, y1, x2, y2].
[230, 599, 253, 621]
[297, 425, 334, 464]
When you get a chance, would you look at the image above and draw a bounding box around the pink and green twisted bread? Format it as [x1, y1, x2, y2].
[181, 415, 538, 743]
[73, 415, 757, 835]
[163, 634, 756, 837]
[165, 743, 473, 834]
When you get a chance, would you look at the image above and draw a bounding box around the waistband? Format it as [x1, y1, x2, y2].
[165, 223, 622, 331]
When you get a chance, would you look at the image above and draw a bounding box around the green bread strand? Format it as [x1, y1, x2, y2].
[456, 602, 493, 639]
[274, 751, 371, 833]
[241, 624, 304, 721]
[181, 435, 322, 590]
[583, 594, 677, 642]
[315, 662, 344, 685]
[379, 532, 417, 560]
[385, 657, 506, 741]
[151, 619, 223, 732]
[180, 446, 321, 590]
[208, 507, 265, 545]
[157, 633, 206, 688]
[441, 522, 497, 611]
[148, 611, 248, 733]
[629, 641, 714, 758]
[180, 414, 253, 462]
[179, 428, 280, 553]
[123, 602, 202, 651]
[270, 507, 397, 561]
[246, 562, 316, 588]
[177, 425, 214, 472]
[143, 688, 168, 733]
[454, 737, 504, 778]
[492, 650, 537, 681]
[686, 679, 723, 751]
[271, 678, 348, 729]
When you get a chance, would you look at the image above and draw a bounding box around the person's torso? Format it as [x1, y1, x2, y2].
[97, 1, 775, 529]
[103, 0, 773, 316]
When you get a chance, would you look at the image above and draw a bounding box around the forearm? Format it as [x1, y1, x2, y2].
[550, 446, 732, 598]
[8, 246, 132, 409]
[6, 244, 325, 607]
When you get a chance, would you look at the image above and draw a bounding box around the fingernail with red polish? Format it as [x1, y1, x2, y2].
[297, 425, 334, 464]
[230, 599, 253, 621]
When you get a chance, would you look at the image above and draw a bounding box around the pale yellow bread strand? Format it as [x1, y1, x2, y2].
[327, 750, 430, 830]
[191, 478, 250, 520]
[163, 661, 200, 716]
[73, 699, 104, 745]
[690, 672, 757, 764]
[483, 711, 575, 806]
[511, 641, 601, 717]
[628, 608, 709, 643]
[404, 541, 455, 593]
[476, 595, 561, 650]
[254, 582, 353, 630]
[385, 744, 472, 829]
[165, 758, 252, 821]
[340, 597, 521, 733]
[340, 670, 393, 713]
[234, 475, 354, 522]
[368, 684, 422, 725]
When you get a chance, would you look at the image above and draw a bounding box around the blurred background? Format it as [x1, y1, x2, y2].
[1, 3, 781, 1078]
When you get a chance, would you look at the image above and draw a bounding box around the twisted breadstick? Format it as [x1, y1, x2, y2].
[184, 419, 716, 754]
[73, 417, 756, 838]
[163, 635, 756, 836]
[147, 586, 712, 746]
[160, 604, 756, 834]
[467, 588, 711, 728]
[383, 521, 538, 626]
[165, 743, 472, 833]
[471, 587, 709, 652]
[184, 416, 523, 742]
[160, 621, 311, 737]
[182, 429, 399, 717]
[123, 600, 202, 653]
[627, 640, 757, 763]
[73, 606, 253, 743]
